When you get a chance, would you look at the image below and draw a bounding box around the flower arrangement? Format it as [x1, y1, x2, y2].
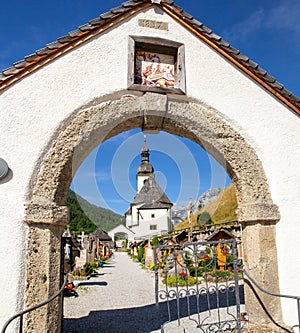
[71, 262, 97, 277]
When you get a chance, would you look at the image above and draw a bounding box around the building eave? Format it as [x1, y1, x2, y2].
[160, 1, 300, 116]
[0, 0, 151, 91]
[1, 0, 299, 116]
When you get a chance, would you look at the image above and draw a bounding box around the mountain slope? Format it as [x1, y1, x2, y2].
[174, 185, 237, 230]
[172, 188, 222, 226]
[67, 189, 123, 234]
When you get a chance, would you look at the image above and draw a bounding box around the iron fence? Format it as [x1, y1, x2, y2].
[154, 238, 244, 332]
[242, 268, 300, 333]
[1, 274, 68, 333]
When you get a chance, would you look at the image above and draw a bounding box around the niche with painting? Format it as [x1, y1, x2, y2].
[128, 36, 185, 94]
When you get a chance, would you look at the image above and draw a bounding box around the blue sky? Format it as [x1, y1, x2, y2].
[1, 1, 299, 214]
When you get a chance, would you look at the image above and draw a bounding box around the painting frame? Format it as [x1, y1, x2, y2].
[128, 36, 186, 94]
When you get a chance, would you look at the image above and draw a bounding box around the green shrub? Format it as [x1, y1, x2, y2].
[198, 256, 215, 271]
[138, 247, 145, 262]
[152, 236, 160, 246]
[83, 261, 97, 275]
[163, 275, 196, 287]
[189, 267, 204, 277]
[197, 211, 212, 225]
[212, 270, 231, 279]
[226, 254, 233, 267]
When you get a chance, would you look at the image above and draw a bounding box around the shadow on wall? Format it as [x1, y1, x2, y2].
[64, 286, 245, 333]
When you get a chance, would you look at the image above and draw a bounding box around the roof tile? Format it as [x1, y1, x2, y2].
[122, 1, 138, 7]
[227, 47, 241, 56]
[35, 47, 51, 56]
[46, 41, 61, 50]
[271, 81, 284, 90]
[247, 59, 258, 69]
[282, 88, 292, 97]
[89, 17, 105, 26]
[255, 67, 267, 76]
[24, 54, 37, 62]
[68, 29, 81, 38]
[13, 60, 27, 69]
[190, 18, 203, 28]
[236, 53, 249, 62]
[199, 25, 212, 34]
[100, 11, 115, 20]
[111, 5, 127, 14]
[181, 10, 193, 20]
[57, 35, 72, 43]
[79, 23, 95, 32]
[289, 95, 299, 102]
[2, 67, 19, 76]
[263, 73, 276, 83]
[209, 32, 222, 42]
[218, 39, 230, 48]
[172, 4, 183, 13]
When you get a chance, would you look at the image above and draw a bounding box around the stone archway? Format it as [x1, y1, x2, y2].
[24, 92, 282, 332]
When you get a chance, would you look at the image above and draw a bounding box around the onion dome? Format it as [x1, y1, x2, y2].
[137, 136, 154, 175]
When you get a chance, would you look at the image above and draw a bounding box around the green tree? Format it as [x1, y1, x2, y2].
[197, 211, 212, 225]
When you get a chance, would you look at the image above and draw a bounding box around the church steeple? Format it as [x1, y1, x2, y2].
[141, 135, 151, 163]
[136, 135, 154, 192]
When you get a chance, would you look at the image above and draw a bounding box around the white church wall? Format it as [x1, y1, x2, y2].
[0, 5, 299, 326]
[137, 175, 149, 192]
[132, 208, 170, 240]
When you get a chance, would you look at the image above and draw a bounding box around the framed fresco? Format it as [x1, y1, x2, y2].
[128, 36, 186, 94]
[135, 51, 175, 88]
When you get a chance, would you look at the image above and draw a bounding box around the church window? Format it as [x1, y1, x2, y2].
[150, 225, 157, 230]
[151, 213, 155, 218]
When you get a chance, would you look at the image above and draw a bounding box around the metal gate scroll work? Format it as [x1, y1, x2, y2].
[154, 239, 245, 333]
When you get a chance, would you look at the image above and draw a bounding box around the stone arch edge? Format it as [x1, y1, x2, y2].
[23, 91, 284, 332]
[24, 91, 280, 225]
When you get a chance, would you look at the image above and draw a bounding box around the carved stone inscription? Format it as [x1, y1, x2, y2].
[138, 19, 168, 31]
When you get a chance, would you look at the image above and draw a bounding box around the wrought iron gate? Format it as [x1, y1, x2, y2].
[154, 238, 245, 333]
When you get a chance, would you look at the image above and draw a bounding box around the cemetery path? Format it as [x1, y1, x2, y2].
[63, 252, 164, 333]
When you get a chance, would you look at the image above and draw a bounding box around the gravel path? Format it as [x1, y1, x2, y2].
[63, 252, 245, 333]
[64, 252, 164, 333]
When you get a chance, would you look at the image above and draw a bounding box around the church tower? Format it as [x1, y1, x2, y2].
[136, 135, 154, 192]
[125, 135, 173, 240]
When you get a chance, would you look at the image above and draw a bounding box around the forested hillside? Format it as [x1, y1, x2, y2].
[67, 189, 123, 235]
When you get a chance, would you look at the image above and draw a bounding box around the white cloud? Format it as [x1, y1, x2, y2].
[222, 1, 300, 46]
[265, 0, 300, 36]
[84, 170, 112, 183]
[222, 8, 264, 44]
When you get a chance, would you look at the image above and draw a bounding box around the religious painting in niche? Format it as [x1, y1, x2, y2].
[134, 50, 175, 88]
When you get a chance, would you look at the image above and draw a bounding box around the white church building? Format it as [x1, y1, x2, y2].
[125, 138, 173, 240]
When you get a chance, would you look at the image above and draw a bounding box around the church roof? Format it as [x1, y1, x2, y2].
[92, 228, 112, 241]
[132, 174, 172, 207]
[206, 228, 235, 241]
[138, 201, 172, 210]
[1, 0, 299, 115]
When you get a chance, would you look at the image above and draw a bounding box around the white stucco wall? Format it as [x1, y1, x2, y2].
[1, 6, 300, 328]
[137, 175, 150, 192]
[130, 207, 170, 240]
[108, 224, 135, 243]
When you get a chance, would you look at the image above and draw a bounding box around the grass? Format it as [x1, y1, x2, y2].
[175, 185, 237, 231]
